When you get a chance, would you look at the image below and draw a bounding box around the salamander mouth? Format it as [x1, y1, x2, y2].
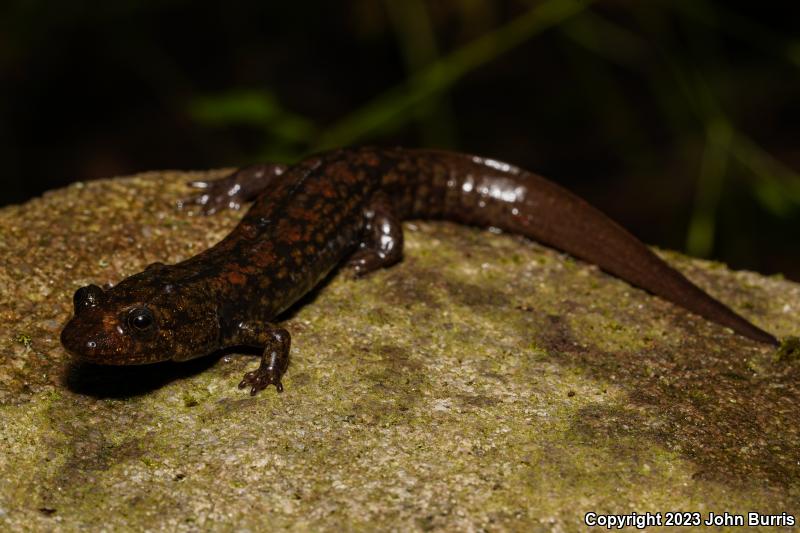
[61, 320, 109, 362]
[60, 317, 117, 363]
[60, 316, 167, 365]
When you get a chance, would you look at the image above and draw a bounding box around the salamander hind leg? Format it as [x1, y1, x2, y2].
[179, 163, 288, 215]
[229, 322, 291, 394]
[347, 194, 404, 277]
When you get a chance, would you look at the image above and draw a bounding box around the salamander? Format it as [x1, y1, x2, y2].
[60, 147, 779, 394]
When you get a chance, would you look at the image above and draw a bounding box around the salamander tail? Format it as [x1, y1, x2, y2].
[411, 149, 778, 346]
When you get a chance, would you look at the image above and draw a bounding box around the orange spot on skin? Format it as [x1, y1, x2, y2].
[285, 227, 301, 242]
[250, 242, 277, 268]
[305, 179, 338, 198]
[322, 186, 336, 198]
[363, 153, 380, 166]
[277, 218, 302, 243]
[102, 314, 117, 329]
[287, 204, 321, 222]
[227, 271, 247, 285]
[252, 251, 277, 268]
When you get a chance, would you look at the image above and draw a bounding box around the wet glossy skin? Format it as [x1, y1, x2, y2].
[61, 147, 779, 394]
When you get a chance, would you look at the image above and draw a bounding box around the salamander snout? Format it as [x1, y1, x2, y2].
[60, 314, 110, 362]
[60, 321, 103, 358]
[61, 284, 160, 364]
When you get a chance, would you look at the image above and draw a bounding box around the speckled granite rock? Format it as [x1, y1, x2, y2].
[1, 170, 799, 531]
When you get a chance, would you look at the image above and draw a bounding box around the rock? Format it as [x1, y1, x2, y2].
[1, 170, 798, 530]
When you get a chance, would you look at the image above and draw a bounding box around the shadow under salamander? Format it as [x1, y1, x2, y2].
[63, 346, 261, 399]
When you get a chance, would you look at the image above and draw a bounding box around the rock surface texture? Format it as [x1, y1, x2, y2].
[1, 170, 798, 531]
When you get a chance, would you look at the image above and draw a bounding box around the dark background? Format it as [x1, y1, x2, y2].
[2, 0, 799, 279]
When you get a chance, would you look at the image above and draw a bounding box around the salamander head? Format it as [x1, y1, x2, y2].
[61, 272, 220, 365]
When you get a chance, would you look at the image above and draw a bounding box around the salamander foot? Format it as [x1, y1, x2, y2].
[233, 326, 291, 395]
[239, 367, 284, 395]
[178, 163, 287, 215]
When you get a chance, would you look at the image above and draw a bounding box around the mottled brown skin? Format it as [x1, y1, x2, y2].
[61, 147, 779, 394]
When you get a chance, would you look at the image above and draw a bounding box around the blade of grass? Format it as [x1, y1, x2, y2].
[315, 0, 594, 150]
[189, 89, 317, 143]
[653, 48, 800, 233]
[383, 0, 458, 147]
[560, 10, 645, 68]
[567, 8, 800, 230]
[558, 12, 661, 172]
[728, 133, 800, 217]
[686, 119, 731, 257]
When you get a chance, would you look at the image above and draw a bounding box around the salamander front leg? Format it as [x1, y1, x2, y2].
[179, 163, 288, 215]
[229, 322, 291, 394]
[347, 195, 404, 277]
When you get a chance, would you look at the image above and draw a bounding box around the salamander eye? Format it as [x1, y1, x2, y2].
[127, 308, 155, 331]
[73, 284, 104, 313]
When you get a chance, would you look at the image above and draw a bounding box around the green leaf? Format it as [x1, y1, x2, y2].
[189, 89, 283, 126]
